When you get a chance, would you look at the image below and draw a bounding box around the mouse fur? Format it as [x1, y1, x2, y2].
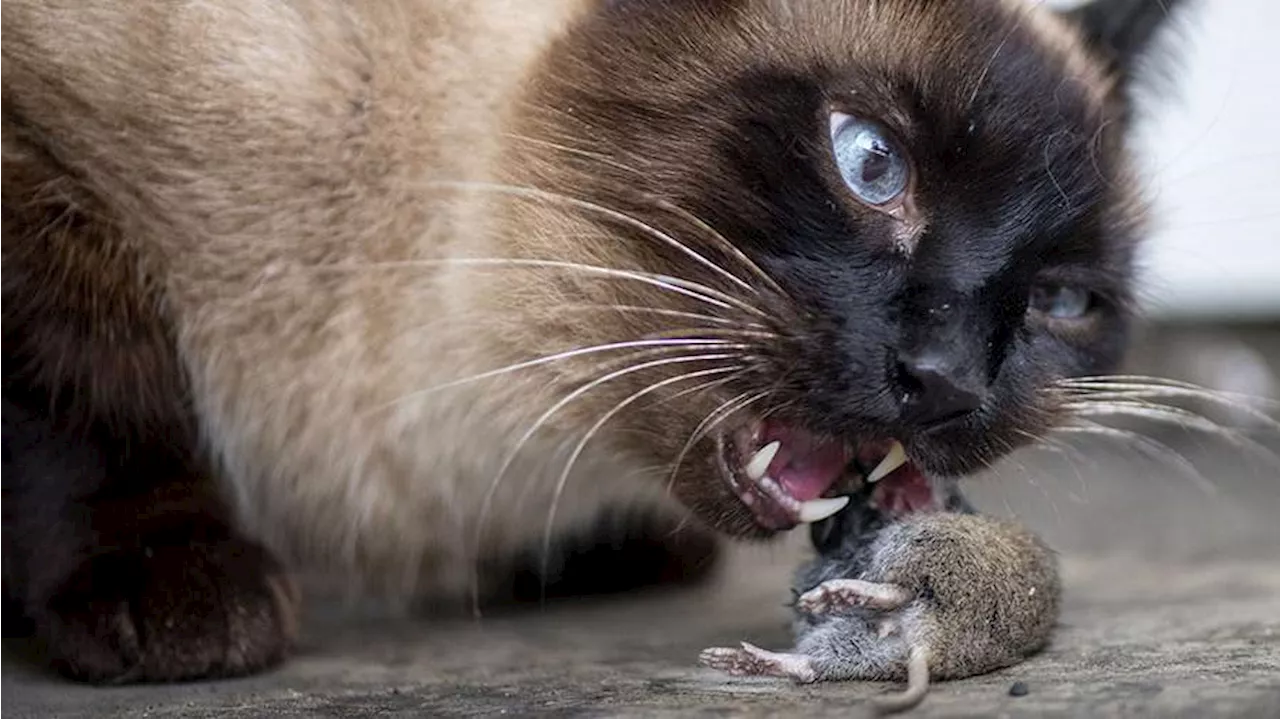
[700, 498, 1060, 714]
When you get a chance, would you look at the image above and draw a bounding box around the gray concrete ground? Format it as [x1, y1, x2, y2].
[4, 324, 1280, 718]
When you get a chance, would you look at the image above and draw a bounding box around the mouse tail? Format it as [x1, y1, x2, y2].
[871, 644, 930, 715]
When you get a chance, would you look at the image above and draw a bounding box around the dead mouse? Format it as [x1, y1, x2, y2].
[700, 484, 1060, 714]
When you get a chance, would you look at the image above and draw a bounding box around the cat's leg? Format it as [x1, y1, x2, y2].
[2, 398, 300, 683]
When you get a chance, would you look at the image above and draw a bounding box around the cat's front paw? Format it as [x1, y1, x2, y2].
[37, 537, 299, 683]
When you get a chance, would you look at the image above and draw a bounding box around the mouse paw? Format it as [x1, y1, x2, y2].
[699, 642, 817, 682]
[796, 578, 913, 616]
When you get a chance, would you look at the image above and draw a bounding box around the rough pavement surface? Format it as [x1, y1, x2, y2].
[4, 328, 1279, 718]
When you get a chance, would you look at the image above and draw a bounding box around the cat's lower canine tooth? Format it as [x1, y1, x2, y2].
[799, 496, 850, 523]
[746, 440, 781, 481]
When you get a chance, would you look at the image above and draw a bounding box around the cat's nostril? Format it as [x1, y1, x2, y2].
[895, 355, 982, 430]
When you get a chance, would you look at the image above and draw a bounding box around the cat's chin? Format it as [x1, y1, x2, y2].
[715, 420, 948, 533]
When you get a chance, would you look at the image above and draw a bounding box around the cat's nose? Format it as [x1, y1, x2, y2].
[895, 352, 983, 429]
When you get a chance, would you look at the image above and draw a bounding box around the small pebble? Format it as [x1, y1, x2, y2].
[1008, 681, 1030, 697]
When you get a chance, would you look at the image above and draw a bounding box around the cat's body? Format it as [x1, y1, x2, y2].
[4, 0, 625, 597]
[3, 0, 1185, 683]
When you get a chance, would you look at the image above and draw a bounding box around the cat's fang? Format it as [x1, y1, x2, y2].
[866, 441, 907, 483]
[745, 440, 781, 481]
[798, 496, 850, 523]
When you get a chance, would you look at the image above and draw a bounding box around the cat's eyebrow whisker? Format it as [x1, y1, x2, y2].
[538, 363, 744, 605]
[424, 179, 765, 303]
[666, 389, 772, 501]
[467, 350, 743, 616]
[1042, 129, 1074, 209]
[1052, 421, 1219, 497]
[965, 0, 1032, 112]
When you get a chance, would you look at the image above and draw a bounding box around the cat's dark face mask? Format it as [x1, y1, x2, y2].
[510, 0, 1187, 537]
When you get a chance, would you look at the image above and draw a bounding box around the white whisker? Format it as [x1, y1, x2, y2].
[965, 0, 1029, 112]
[502, 133, 643, 178]
[1062, 398, 1255, 433]
[1057, 388, 1280, 432]
[559, 303, 763, 328]
[642, 326, 779, 342]
[1058, 374, 1278, 402]
[426, 180, 763, 301]
[1054, 375, 1279, 424]
[467, 350, 742, 616]
[537, 364, 743, 603]
[1053, 421, 1218, 497]
[653, 371, 748, 408]
[665, 390, 772, 501]
[1014, 428, 1098, 503]
[651, 198, 792, 301]
[314, 256, 765, 319]
[1061, 400, 1280, 472]
[494, 138, 789, 303]
[376, 338, 740, 413]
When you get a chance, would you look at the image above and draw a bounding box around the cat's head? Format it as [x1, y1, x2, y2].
[484, 0, 1188, 537]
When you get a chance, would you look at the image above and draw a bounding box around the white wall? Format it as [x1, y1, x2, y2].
[1051, 0, 1280, 320]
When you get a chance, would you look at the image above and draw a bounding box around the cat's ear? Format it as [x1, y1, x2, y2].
[1062, 0, 1194, 85]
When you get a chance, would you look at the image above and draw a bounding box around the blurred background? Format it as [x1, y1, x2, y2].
[1052, 0, 1280, 394]
[970, 0, 1280, 563]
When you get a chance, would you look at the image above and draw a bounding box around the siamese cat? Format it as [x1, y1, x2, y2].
[3, 0, 1186, 683]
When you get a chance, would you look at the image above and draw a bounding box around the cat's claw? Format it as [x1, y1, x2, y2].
[699, 642, 817, 682]
[796, 578, 913, 615]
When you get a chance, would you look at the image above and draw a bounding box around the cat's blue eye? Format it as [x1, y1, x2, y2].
[830, 113, 909, 207]
[1029, 283, 1092, 320]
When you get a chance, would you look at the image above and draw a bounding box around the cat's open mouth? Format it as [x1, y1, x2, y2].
[717, 420, 940, 531]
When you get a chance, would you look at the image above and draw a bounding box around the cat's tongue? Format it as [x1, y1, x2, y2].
[758, 422, 849, 502]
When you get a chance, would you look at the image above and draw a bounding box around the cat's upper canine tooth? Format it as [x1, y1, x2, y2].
[745, 440, 781, 481]
[866, 441, 907, 483]
[798, 496, 851, 523]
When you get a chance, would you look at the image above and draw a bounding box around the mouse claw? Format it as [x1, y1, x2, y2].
[797, 578, 913, 615]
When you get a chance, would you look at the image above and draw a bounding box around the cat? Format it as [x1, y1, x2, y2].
[2, 0, 1186, 683]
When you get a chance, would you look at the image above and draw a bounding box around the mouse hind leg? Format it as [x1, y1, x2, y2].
[698, 613, 907, 684]
[793, 617, 931, 715]
[698, 641, 818, 682]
